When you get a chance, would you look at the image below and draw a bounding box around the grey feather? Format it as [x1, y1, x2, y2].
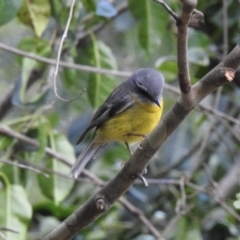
[76, 81, 134, 146]
[70, 142, 102, 179]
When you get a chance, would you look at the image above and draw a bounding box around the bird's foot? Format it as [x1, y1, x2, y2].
[127, 133, 146, 150]
[137, 171, 148, 187]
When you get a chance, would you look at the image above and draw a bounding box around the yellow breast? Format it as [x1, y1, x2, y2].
[94, 98, 163, 144]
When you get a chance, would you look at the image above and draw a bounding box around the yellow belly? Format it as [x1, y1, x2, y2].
[94, 98, 163, 144]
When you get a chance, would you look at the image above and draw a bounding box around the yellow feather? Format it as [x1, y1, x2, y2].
[94, 98, 163, 144]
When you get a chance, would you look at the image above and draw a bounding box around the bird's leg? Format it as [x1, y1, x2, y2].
[124, 136, 149, 186]
[125, 142, 133, 155]
[137, 172, 149, 187]
[121, 143, 133, 169]
[127, 133, 146, 149]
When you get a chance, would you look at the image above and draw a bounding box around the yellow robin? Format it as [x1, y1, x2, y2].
[70, 68, 164, 178]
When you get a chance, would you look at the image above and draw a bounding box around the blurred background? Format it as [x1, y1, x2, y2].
[0, 0, 240, 239]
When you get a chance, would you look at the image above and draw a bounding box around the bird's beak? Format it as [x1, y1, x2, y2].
[153, 98, 161, 107]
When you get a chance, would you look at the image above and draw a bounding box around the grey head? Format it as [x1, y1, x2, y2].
[128, 68, 165, 106]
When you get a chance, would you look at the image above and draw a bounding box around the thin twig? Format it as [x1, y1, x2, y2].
[0, 124, 72, 167]
[175, 177, 187, 215]
[119, 198, 165, 240]
[218, 117, 240, 142]
[155, 138, 202, 176]
[153, 0, 178, 21]
[14, 158, 95, 184]
[187, 117, 216, 179]
[162, 205, 193, 238]
[52, 0, 77, 102]
[0, 42, 131, 78]
[0, 227, 19, 240]
[198, 104, 240, 127]
[214, 196, 240, 221]
[0, 227, 19, 234]
[0, 159, 49, 177]
[0, 231, 5, 240]
[211, 122, 235, 153]
[202, 163, 240, 221]
[202, 163, 219, 189]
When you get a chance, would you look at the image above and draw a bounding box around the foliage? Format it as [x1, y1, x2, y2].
[0, 0, 240, 239]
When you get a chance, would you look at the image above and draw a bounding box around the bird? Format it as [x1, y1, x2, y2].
[70, 68, 165, 179]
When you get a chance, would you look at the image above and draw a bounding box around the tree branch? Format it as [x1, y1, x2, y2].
[0, 42, 131, 78]
[153, 0, 179, 21]
[0, 159, 49, 177]
[43, 41, 238, 239]
[52, 0, 76, 102]
[0, 124, 164, 239]
[177, 0, 197, 94]
[2, 121, 240, 237]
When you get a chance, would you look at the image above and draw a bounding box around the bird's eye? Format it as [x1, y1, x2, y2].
[136, 81, 144, 89]
[136, 81, 148, 94]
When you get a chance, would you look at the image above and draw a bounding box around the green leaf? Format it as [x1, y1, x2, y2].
[20, 58, 37, 103]
[128, 0, 169, 54]
[87, 35, 117, 108]
[188, 47, 210, 66]
[16, 37, 51, 105]
[62, 56, 78, 88]
[82, 0, 96, 12]
[18, 36, 51, 59]
[18, 0, 50, 37]
[0, 135, 12, 152]
[233, 193, 240, 209]
[155, 56, 177, 82]
[189, 29, 211, 49]
[0, 0, 23, 26]
[33, 116, 48, 164]
[49, 0, 62, 17]
[33, 200, 75, 218]
[0, 172, 32, 240]
[14, 60, 49, 107]
[37, 132, 75, 204]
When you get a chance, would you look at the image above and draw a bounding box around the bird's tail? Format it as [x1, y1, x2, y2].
[70, 142, 102, 179]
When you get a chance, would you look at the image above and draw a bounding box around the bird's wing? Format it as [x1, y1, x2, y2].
[76, 83, 134, 145]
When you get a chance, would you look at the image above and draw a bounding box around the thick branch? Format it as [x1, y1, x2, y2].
[177, 0, 197, 94]
[43, 43, 239, 240]
[0, 124, 163, 239]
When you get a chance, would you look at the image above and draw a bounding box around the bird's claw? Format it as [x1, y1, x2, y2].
[137, 172, 149, 187]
